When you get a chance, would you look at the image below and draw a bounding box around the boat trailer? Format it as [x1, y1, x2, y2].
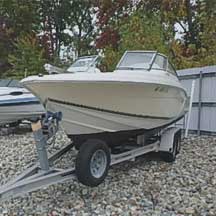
[0, 112, 182, 201]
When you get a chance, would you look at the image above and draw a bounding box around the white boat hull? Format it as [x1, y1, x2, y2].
[0, 103, 45, 125]
[47, 99, 185, 136]
[22, 76, 188, 136]
[0, 87, 45, 126]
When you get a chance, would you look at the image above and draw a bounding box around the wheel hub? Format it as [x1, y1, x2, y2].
[90, 149, 107, 178]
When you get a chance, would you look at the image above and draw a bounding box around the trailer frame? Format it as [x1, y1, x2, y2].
[0, 119, 181, 201]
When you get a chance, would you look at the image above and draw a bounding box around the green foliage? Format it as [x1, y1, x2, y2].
[0, 0, 96, 77]
[120, 12, 168, 54]
[39, 0, 96, 58]
[39, 0, 71, 57]
[102, 11, 169, 71]
[170, 0, 216, 69]
[7, 35, 46, 79]
[0, 0, 40, 77]
[102, 47, 123, 72]
[0, 0, 40, 35]
[66, 1, 96, 56]
[1, 0, 216, 76]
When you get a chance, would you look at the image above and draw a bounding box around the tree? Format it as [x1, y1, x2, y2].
[95, 0, 133, 50]
[101, 10, 169, 71]
[0, 0, 40, 34]
[169, 0, 216, 69]
[39, 0, 71, 58]
[1, 0, 216, 77]
[7, 34, 46, 79]
[0, 0, 97, 77]
[69, 1, 96, 56]
[197, 0, 216, 65]
[39, 0, 96, 59]
[0, 0, 40, 77]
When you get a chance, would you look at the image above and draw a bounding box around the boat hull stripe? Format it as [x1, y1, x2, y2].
[48, 98, 171, 120]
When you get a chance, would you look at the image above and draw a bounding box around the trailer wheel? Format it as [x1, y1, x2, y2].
[161, 136, 177, 163]
[75, 139, 110, 187]
[72, 137, 87, 150]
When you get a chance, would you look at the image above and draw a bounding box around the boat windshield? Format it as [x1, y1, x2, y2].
[152, 54, 167, 70]
[70, 57, 94, 68]
[117, 52, 155, 70]
[116, 51, 177, 75]
[0, 79, 11, 87]
[67, 56, 97, 72]
[0, 79, 23, 88]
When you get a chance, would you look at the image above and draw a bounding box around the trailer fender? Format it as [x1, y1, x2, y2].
[159, 127, 181, 153]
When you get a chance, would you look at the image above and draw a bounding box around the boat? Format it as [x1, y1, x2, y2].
[44, 55, 101, 74]
[0, 79, 45, 126]
[21, 51, 188, 145]
[67, 55, 101, 73]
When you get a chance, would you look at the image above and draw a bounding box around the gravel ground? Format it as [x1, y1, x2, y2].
[0, 131, 216, 216]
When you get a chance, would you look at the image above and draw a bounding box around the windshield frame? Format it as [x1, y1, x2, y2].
[151, 54, 178, 77]
[67, 55, 100, 72]
[151, 53, 168, 71]
[71, 55, 98, 67]
[116, 51, 157, 70]
[116, 51, 178, 77]
[167, 60, 178, 77]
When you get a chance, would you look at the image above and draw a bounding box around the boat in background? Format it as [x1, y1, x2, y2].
[0, 79, 45, 127]
[22, 51, 188, 145]
[45, 55, 101, 74]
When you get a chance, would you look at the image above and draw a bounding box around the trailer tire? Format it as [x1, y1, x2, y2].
[72, 137, 87, 150]
[160, 136, 178, 163]
[75, 139, 110, 187]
